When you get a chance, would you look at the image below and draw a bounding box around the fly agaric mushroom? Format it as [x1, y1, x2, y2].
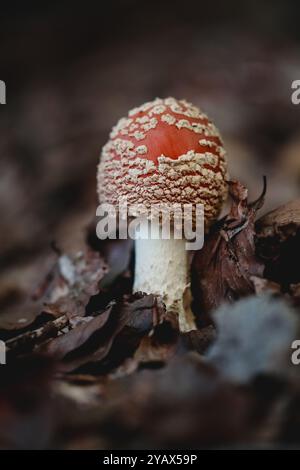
[97, 98, 227, 331]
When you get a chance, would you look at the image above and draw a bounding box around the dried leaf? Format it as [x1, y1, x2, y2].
[0, 248, 107, 339]
[43, 249, 108, 318]
[39, 294, 164, 374]
[40, 306, 113, 360]
[0, 254, 57, 333]
[6, 314, 70, 355]
[256, 199, 300, 287]
[192, 179, 266, 315]
[256, 199, 300, 241]
[133, 318, 179, 365]
[99, 354, 252, 449]
[86, 220, 133, 289]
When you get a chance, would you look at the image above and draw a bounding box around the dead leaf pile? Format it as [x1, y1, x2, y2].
[2, 181, 300, 449]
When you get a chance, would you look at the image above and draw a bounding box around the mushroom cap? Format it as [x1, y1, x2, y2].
[97, 97, 228, 225]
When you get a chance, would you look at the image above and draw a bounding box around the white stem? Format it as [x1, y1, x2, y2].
[133, 228, 196, 332]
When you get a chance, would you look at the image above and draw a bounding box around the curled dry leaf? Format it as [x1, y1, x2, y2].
[256, 199, 300, 288]
[192, 179, 266, 316]
[86, 219, 134, 290]
[39, 306, 113, 362]
[42, 249, 108, 319]
[133, 318, 179, 366]
[39, 294, 168, 374]
[5, 314, 70, 355]
[0, 254, 58, 333]
[256, 199, 300, 241]
[1, 247, 109, 354]
[0, 248, 108, 339]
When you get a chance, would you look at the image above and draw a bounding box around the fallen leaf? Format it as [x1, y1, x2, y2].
[43, 249, 108, 319]
[39, 294, 165, 374]
[98, 354, 252, 449]
[133, 317, 179, 365]
[256, 199, 300, 241]
[40, 306, 113, 361]
[256, 199, 300, 288]
[192, 179, 266, 316]
[86, 219, 134, 289]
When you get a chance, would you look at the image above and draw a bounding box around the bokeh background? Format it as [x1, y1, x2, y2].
[1, 0, 300, 330]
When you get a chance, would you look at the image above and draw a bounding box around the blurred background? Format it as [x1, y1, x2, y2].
[1, 0, 300, 321]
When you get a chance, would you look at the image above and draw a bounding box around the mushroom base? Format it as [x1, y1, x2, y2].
[133, 232, 196, 332]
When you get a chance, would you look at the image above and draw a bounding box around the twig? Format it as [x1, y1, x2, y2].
[6, 315, 70, 353]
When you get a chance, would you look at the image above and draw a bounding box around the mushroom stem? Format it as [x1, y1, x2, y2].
[133, 228, 196, 332]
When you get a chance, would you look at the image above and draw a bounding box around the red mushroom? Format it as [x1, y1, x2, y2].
[97, 98, 227, 331]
